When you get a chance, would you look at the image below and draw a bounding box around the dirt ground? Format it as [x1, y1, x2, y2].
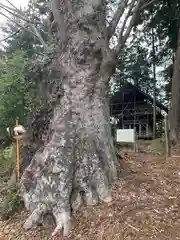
[1, 151, 180, 240]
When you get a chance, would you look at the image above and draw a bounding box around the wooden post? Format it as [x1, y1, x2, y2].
[122, 103, 124, 129]
[146, 122, 148, 138]
[16, 119, 20, 181]
[165, 115, 171, 158]
[139, 123, 141, 138]
[133, 128, 137, 152]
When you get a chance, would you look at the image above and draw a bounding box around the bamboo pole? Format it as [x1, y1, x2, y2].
[15, 119, 20, 181]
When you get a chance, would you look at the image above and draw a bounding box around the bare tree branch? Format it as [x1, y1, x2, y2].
[116, 0, 142, 54]
[107, 0, 129, 40]
[51, 0, 66, 42]
[31, 25, 48, 47]
[0, 0, 48, 50]
[0, 27, 25, 44]
[119, 0, 136, 39]
[140, 0, 158, 11]
[108, 0, 158, 44]
[0, 11, 25, 29]
[5, 0, 23, 10]
[105, 19, 119, 39]
[0, 11, 46, 48]
[0, 3, 39, 24]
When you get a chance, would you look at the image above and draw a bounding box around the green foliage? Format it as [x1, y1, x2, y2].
[1, 0, 49, 57]
[0, 0, 57, 147]
[0, 50, 33, 141]
[0, 184, 23, 220]
[0, 49, 55, 143]
[114, 38, 154, 95]
[146, 0, 180, 101]
[0, 145, 15, 176]
[151, 0, 180, 52]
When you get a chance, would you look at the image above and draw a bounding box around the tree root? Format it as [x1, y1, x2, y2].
[51, 211, 72, 236]
[23, 203, 47, 230]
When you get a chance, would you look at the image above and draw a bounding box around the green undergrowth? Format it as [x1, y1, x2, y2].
[0, 184, 24, 220]
[0, 145, 24, 220]
[148, 138, 165, 155]
[0, 145, 15, 178]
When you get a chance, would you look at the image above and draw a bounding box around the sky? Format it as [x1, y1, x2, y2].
[11, 0, 28, 7]
[0, 0, 29, 23]
[0, 0, 29, 43]
[0, 0, 29, 9]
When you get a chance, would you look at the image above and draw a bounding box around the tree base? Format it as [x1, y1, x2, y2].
[20, 112, 117, 236]
[23, 192, 113, 237]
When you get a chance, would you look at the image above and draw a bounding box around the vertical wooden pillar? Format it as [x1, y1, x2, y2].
[139, 123, 141, 138]
[146, 122, 149, 138]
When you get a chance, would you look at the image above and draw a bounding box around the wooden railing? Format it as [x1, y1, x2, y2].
[110, 101, 162, 115]
[136, 131, 152, 138]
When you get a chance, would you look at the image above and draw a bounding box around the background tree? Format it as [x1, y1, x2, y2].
[113, 35, 154, 94]
[148, 0, 180, 142]
[170, 29, 180, 143]
[0, 0, 50, 145]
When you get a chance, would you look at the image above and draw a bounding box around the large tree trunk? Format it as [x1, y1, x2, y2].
[20, 0, 118, 236]
[170, 27, 180, 143]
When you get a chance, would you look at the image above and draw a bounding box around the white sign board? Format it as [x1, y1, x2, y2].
[116, 129, 135, 143]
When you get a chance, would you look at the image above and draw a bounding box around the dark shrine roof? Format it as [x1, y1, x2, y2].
[110, 82, 168, 113]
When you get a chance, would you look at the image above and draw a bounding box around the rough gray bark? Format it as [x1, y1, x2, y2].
[21, 0, 118, 236]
